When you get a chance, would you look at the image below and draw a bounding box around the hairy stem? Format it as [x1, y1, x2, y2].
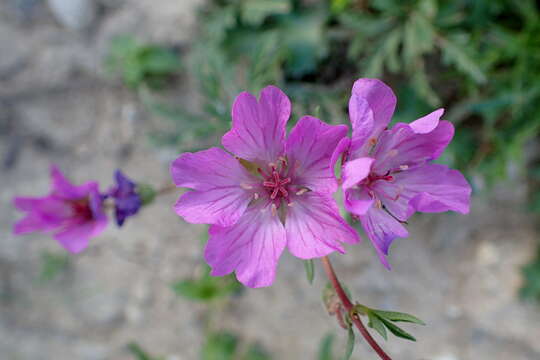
[321, 256, 392, 360]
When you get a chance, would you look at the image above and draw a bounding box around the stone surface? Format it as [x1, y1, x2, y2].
[0, 1, 538, 359]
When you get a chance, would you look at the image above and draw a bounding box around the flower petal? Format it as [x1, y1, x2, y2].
[170, 147, 256, 226]
[286, 192, 359, 259]
[360, 206, 408, 269]
[285, 116, 348, 193]
[344, 187, 374, 216]
[372, 116, 454, 174]
[50, 165, 94, 200]
[205, 202, 286, 288]
[409, 108, 445, 134]
[330, 137, 351, 180]
[349, 94, 374, 157]
[222, 86, 290, 164]
[341, 157, 375, 190]
[53, 222, 97, 253]
[351, 78, 396, 140]
[392, 164, 471, 218]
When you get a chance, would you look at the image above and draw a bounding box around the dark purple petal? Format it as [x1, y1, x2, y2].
[109, 170, 141, 227]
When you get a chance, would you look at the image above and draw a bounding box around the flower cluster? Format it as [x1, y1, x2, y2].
[13, 167, 143, 253]
[13, 79, 471, 288]
[171, 79, 471, 287]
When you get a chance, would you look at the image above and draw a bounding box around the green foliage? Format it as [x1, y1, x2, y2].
[357, 304, 425, 342]
[520, 244, 540, 302]
[39, 251, 69, 282]
[171, 265, 243, 302]
[127, 342, 164, 360]
[317, 334, 335, 360]
[201, 332, 271, 360]
[174, 0, 540, 188]
[106, 36, 181, 90]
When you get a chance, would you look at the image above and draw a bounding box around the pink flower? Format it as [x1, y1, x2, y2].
[13, 166, 108, 253]
[335, 79, 472, 268]
[171, 86, 358, 288]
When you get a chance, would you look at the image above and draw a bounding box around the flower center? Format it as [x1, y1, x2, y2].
[258, 161, 292, 201]
[362, 172, 394, 188]
[71, 198, 93, 220]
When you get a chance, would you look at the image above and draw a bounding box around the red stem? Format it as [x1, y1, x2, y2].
[321, 256, 392, 360]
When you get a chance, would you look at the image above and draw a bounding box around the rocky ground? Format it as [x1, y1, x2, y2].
[1, 1, 539, 359]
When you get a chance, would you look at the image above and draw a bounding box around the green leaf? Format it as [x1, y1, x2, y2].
[367, 311, 387, 340]
[317, 334, 335, 360]
[240, 0, 291, 26]
[378, 316, 417, 342]
[304, 259, 315, 284]
[127, 342, 163, 360]
[440, 35, 486, 84]
[341, 327, 355, 360]
[372, 310, 426, 325]
[171, 265, 243, 302]
[202, 332, 239, 360]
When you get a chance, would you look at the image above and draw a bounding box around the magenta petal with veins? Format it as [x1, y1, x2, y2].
[339, 78, 471, 267]
[171, 86, 355, 288]
[13, 165, 107, 253]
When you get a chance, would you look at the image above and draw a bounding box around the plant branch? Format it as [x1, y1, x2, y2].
[321, 256, 392, 360]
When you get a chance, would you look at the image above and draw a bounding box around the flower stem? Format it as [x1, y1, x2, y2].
[321, 256, 392, 360]
[156, 183, 177, 195]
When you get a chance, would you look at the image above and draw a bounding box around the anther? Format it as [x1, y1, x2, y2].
[240, 183, 253, 190]
[296, 188, 309, 195]
[399, 165, 409, 171]
[253, 193, 259, 200]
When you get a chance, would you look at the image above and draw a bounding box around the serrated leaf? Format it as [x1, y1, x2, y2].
[378, 316, 417, 342]
[367, 311, 387, 340]
[440, 36, 486, 84]
[341, 327, 355, 360]
[372, 310, 426, 325]
[304, 259, 315, 284]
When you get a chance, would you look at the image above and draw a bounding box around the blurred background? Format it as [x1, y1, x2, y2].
[1, 0, 539, 359]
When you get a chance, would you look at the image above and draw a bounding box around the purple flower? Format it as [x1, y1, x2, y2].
[13, 165, 108, 253]
[171, 86, 358, 288]
[335, 79, 472, 268]
[108, 170, 142, 227]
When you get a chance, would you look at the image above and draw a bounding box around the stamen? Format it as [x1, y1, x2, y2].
[399, 165, 409, 171]
[375, 199, 383, 209]
[296, 188, 308, 196]
[240, 183, 253, 190]
[368, 138, 377, 146]
[253, 193, 259, 200]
